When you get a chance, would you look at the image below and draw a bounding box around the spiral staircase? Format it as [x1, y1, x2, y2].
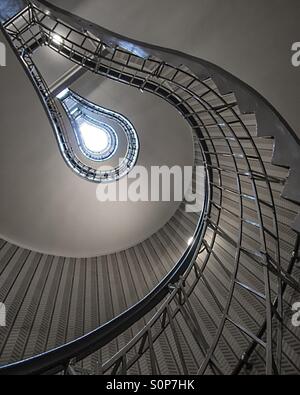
[0, 0, 299, 375]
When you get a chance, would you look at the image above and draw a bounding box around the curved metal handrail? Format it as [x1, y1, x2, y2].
[0, 0, 299, 376]
[0, 206, 209, 375]
[33, 0, 300, 232]
[34, 0, 300, 148]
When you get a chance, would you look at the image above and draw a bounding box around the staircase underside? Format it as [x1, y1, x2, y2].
[0, 0, 299, 375]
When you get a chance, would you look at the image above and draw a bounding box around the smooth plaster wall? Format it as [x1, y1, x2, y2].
[0, 30, 194, 257]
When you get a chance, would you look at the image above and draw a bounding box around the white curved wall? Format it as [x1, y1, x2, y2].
[0, 31, 194, 257]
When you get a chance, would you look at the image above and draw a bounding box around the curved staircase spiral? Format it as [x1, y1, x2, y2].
[0, 0, 299, 375]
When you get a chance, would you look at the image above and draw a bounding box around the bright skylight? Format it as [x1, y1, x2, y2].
[58, 89, 138, 181]
[79, 122, 110, 153]
[56, 88, 69, 100]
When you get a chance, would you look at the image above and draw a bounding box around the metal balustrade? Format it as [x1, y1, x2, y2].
[0, 0, 300, 375]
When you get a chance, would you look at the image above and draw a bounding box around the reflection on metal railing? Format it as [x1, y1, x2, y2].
[0, 303, 6, 327]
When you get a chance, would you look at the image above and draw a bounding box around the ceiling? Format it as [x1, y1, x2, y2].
[0, 29, 194, 258]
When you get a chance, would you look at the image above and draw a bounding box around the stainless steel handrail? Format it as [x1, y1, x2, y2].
[0, 1, 299, 375]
